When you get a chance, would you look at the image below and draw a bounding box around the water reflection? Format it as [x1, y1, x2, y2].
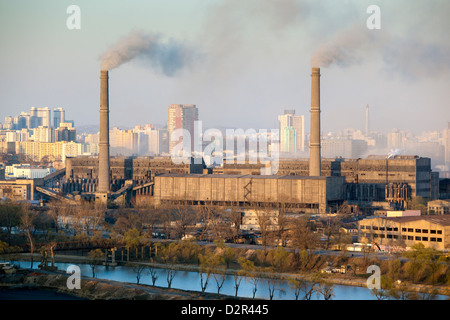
[11, 260, 379, 300]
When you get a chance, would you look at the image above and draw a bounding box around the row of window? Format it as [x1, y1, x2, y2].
[367, 233, 443, 242]
[361, 226, 399, 231]
[360, 225, 442, 234]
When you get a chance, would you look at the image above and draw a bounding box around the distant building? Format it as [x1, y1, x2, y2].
[110, 127, 138, 155]
[53, 107, 65, 128]
[167, 104, 199, 153]
[33, 126, 54, 143]
[35, 107, 51, 128]
[240, 209, 278, 231]
[427, 199, 450, 215]
[321, 139, 368, 159]
[55, 122, 76, 142]
[5, 164, 56, 179]
[278, 110, 304, 154]
[0, 179, 42, 201]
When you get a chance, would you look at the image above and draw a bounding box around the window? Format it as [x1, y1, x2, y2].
[415, 236, 421, 241]
[437, 230, 442, 234]
[408, 236, 413, 240]
[408, 228, 413, 232]
[360, 226, 365, 230]
[366, 226, 371, 230]
[402, 235, 407, 240]
[437, 238, 442, 242]
[422, 237, 428, 241]
[393, 228, 398, 232]
[387, 234, 393, 239]
[431, 238, 437, 242]
[415, 229, 421, 233]
[393, 235, 398, 239]
[430, 230, 436, 234]
[422, 229, 428, 234]
[402, 228, 406, 232]
[387, 227, 393, 231]
[380, 234, 385, 238]
[379, 227, 385, 231]
[373, 226, 379, 230]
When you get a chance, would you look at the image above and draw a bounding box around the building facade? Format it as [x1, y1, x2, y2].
[153, 173, 345, 214]
[358, 215, 450, 250]
[167, 104, 199, 153]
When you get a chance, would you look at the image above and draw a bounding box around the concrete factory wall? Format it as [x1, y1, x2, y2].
[214, 156, 437, 200]
[154, 174, 345, 213]
[66, 156, 204, 181]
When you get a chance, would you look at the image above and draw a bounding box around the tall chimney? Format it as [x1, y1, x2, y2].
[309, 67, 321, 176]
[98, 70, 110, 193]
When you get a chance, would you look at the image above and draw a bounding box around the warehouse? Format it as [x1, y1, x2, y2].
[153, 173, 345, 214]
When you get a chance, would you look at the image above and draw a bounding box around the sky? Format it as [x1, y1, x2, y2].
[0, 0, 449, 136]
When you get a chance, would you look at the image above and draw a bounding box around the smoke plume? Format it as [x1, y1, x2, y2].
[310, 25, 384, 68]
[100, 30, 197, 75]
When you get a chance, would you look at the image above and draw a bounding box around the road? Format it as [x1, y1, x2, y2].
[194, 240, 404, 261]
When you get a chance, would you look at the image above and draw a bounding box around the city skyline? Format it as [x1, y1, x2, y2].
[0, 1, 449, 136]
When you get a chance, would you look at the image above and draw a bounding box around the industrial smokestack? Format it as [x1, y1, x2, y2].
[98, 70, 110, 193]
[309, 67, 321, 176]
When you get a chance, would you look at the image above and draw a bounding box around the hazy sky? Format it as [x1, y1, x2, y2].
[1, 0, 449, 135]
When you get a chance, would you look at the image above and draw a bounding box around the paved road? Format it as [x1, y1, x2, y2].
[194, 240, 404, 261]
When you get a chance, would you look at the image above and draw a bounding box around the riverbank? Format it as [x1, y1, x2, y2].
[9, 253, 450, 298]
[0, 267, 243, 300]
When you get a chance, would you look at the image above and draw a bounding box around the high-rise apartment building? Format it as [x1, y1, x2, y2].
[278, 110, 304, 153]
[54, 108, 65, 128]
[167, 104, 199, 153]
[33, 126, 54, 143]
[445, 122, 450, 165]
[55, 122, 76, 142]
[149, 128, 169, 155]
[36, 107, 51, 127]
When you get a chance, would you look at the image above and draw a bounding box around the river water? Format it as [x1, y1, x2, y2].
[9, 260, 381, 300]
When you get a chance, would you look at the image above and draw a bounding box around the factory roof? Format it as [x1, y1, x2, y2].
[156, 173, 340, 180]
[364, 215, 450, 226]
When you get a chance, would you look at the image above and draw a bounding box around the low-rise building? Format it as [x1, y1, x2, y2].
[240, 209, 278, 231]
[358, 215, 450, 251]
[5, 164, 56, 179]
[0, 179, 42, 201]
[427, 199, 450, 215]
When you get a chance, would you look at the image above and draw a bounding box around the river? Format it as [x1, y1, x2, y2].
[6, 260, 386, 300]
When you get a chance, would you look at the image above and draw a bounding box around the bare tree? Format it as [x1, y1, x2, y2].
[289, 278, 317, 300]
[317, 281, 335, 300]
[130, 263, 148, 284]
[88, 248, 104, 278]
[172, 203, 196, 240]
[240, 258, 261, 299]
[20, 203, 36, 269]
[290, 216, 319, 254]
[148, 265, 159, 286]
[254, 207, 276, 251]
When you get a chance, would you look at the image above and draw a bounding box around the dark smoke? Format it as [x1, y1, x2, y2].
[100, 30, 197, 76]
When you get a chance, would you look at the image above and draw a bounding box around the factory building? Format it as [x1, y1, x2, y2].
[212, 155, 438, 203]
[66, 156, 204, 181]
[153, 173, 345, 214]
[358, 215, 450, 251]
